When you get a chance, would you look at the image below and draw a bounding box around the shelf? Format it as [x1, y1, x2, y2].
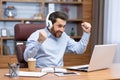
[71, 36, 81, 39]
[0, 54, 16, 57]
[0, 18, 83, 22]
[0, 18, 44, 21]
[0, 36, 15, 56]
[2, 0, 43, 3]
[45, 1, 82, 5]
[0, 36, 14, 40]
[2, 0, 82, 4]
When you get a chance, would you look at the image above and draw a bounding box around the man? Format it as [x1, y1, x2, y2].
[24, 11, 91, 68]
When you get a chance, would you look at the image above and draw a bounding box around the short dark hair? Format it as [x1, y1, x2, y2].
[49, 11, 68, 24]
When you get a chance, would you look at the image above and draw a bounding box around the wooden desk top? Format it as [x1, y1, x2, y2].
[0, 64, 120, 80]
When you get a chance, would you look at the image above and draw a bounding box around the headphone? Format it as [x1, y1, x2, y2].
[46, 11, 54, 29]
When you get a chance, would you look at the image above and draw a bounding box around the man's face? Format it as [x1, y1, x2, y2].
[50, 18, 66, 38]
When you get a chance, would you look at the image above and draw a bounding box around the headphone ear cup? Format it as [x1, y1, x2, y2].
[47, 20, 52, 29]
[46, 11, 54, 30]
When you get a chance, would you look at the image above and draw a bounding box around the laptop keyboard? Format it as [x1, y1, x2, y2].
[77, 67, 88, 70]
[67, 65, 89, 71]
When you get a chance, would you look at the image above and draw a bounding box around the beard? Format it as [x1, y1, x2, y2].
[50, 27, 63, 38]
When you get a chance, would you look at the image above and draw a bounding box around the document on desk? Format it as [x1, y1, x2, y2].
[5, 71, 47, 77]
[41, 67, 80, 76]
[41, 67, 67, 73]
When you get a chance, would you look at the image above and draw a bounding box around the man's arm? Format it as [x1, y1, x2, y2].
[66, 22, 91, 54]
[24, 30, 42, 62]
[81, 22, 91, 33]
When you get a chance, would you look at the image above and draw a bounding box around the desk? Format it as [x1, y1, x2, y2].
[0, 64, 120, 80]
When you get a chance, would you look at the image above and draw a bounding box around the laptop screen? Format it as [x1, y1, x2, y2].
[67, 44, 117, 72]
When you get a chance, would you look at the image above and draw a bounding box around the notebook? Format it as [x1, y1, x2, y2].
[5, 71, 47, 77]
[67, 44, 117, 72]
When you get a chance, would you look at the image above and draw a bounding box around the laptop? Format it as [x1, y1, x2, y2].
[67, 44, 117, 72]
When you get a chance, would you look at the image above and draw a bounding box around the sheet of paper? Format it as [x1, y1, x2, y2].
[41, 67, 67, 73]
[5, 71, 47, 77]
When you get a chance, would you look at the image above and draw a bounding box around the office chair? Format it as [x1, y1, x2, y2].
[14, 24, 45, 68]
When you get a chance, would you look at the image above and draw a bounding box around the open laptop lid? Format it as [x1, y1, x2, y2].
[67, 44, 117, 72]
[87, 44, 117, 71]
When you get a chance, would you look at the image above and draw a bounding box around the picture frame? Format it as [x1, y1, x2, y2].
[1, 28, 7, 36]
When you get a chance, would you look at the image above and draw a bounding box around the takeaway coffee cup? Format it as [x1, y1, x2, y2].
[28, 58, 36, 71]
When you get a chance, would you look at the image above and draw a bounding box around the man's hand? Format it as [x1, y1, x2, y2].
[81, 22, 91, 33]
[38, 30, 47, 43]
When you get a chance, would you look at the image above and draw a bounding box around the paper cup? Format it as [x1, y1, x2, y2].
[28, 58, 36, 71]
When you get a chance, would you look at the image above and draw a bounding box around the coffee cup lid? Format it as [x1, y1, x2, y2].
[28, 58, 36, 61]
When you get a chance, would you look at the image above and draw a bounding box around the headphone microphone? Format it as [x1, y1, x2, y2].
[46, 11, 54, 30]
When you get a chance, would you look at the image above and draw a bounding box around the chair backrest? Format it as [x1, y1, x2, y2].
[14, 24, 45, 68]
